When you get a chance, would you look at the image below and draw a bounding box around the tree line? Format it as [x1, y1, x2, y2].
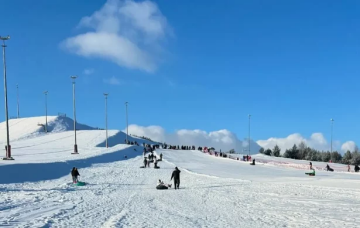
[259, 142, 360, 165]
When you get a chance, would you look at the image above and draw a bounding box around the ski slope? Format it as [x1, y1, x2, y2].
[0, 117, 359, 227]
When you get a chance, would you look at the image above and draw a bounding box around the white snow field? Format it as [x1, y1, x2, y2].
[0, 116, 360, 227]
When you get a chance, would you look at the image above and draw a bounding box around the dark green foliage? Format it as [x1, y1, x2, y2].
[272, 145, 281, 157]
[264, 149, 272, 156]
[259, 147, 265, 154]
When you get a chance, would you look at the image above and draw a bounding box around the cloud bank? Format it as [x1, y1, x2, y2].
[62, 0, 170, 72]
[126, 124, 260, 153]
[125, 124, 357, 154]
[256, 133, 356, 153]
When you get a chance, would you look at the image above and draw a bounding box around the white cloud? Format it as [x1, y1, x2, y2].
[126, 125, 260, 153]
[83, 68, 94, 75]
[341, 141, 356, 152]
[104, 76, 121, 85]
[62, 0, 170, 72]
[257, 133, 352, 153]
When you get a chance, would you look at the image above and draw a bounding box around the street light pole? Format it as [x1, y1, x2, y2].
[330, 118, 334, 153]
[248, 114, 251, 156]
[71, 76, 78, 154]
[1, 35, 13, 160]
[104, 93, 109, 148]
[16, 84, 19, 118]
[44, 91, 48, 133]
[125, 102, 128, 144]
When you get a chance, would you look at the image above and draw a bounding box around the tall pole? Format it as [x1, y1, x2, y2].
[1, 35, 12, 160]
[125, 102, 128, 144]
[44, 91, 48, 133]
[248, 114, 251, 156]
[16, 84, 19, 118]
[71, 75, 78, 154]
[104, 93, 109, 148]
[330, 118, 334, 153]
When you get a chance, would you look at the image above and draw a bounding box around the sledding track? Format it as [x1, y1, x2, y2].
[1, 156, 360, 228]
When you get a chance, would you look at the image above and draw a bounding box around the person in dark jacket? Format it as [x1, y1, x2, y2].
[71, 167, 80, 183]
[144, 157, 148, 168]
[171, 167, 181, 189]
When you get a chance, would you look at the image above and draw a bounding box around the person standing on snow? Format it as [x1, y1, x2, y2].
[71, 167, 80, 183]
[171, 167, 181, 190]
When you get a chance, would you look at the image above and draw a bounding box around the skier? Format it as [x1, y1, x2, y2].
[71, 167, 80, 183]
[170, 167, 181, 190]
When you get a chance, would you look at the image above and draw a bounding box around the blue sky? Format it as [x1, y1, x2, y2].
[0, 0, 359, 151]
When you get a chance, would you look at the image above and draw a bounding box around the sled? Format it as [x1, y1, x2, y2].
[73, 181, 86, 186]
[156, 185, 168, 190]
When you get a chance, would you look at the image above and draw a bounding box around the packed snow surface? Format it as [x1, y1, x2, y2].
[0, 117, 359, 227]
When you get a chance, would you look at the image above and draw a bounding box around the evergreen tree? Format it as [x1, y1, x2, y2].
[330, 151, 342, 163]
[272, 145, 281, 157]
[259, 147, 265, 154]
[264, 148, 272, 156]
[298, 141, 307, 159]
[321, 152, 331, 162]
[351, 151, 360, 165]
[342, 150, 352, 164]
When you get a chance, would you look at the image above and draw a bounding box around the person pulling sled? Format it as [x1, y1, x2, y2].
[171, 167, 181, 190]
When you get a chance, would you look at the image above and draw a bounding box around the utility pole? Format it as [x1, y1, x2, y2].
[1, 35, 13, 160]
[44, 91, 48, 133]
[330, 118, 334, 153]
[248, 114, 251, 156]
[71, 76, 78, 154]
[104, 93, 109, 148]
[125, 102, 128, 144]
[16, 84, 19, 118]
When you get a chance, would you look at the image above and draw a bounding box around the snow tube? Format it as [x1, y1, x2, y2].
[156, 185, 168, 190]
[74, 181, 86, 186]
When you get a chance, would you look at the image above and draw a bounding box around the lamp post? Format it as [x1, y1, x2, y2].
[125, 102, 128, 144]
[248, 114, 251, 156]
[104, 93, 109, 148]
[44, 91, 48, 133]
[1, 35, 13, 160]
[330, 118, 334, 153]
[71, 75, 78, 154]
[16, 84, 19, 118]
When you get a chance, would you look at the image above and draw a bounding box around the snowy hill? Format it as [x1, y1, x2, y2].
[0, 117, 359, 227]
[0, 116, 96, 143]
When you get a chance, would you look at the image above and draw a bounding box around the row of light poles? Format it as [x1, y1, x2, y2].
[0, 36, 130, 159]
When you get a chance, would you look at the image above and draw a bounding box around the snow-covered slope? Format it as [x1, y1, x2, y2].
[1, 149, 360, 227]
[0, 117, 360, 227]
[0, 116, 95, 143]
